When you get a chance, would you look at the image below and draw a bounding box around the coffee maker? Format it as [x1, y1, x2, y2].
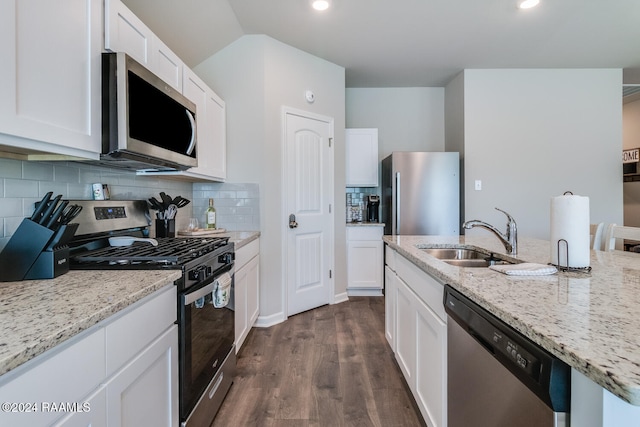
[366, 195, 380, 223]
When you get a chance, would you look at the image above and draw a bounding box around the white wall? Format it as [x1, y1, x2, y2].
[456, 69, 623, 240]
[346, 87, 445, 161]
[195, 35, 346, 323]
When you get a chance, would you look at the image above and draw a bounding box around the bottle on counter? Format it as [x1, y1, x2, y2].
[205, 198, 217, 229]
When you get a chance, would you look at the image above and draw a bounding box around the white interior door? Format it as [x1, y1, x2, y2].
[284, 109, 334, 316]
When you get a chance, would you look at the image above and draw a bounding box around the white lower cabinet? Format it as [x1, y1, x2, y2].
[347, 226, 384, 296]
[384, 265, 397, 350]
[0, 285, 178, 427]
[105, 325, 178, 427]
[234, 238, 260, 353]
[385, 244, 447, 427]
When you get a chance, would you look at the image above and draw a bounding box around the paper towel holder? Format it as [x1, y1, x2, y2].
[549, 238, 592, 274]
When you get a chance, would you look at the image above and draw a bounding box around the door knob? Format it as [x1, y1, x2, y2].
[289, 214, 298, 229]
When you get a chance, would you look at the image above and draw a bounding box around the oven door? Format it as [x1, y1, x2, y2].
[179, 264, 235, 422]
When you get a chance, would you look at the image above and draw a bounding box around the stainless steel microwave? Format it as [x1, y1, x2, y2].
[101, 52, 198, 171]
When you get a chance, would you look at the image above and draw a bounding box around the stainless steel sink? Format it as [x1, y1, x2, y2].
[421, 248, 487, 260]
[420, 247, 515, 268]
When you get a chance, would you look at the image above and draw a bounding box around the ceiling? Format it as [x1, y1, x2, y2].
[122, 0, 640, 88]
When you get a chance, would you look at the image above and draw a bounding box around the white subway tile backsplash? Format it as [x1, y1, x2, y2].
[0, 159, 21, 178]
[192, 182, 260, 231]
[23, 162, 54, 181]
[5, 179, 38, 198]
[0, 198, 23, 217]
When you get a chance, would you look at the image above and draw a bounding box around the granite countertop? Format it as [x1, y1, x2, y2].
[383, 234, 640, 406]
[219, 231, 260, 249]
[0, 270, 181, 377]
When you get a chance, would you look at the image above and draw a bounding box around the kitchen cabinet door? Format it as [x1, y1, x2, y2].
[346, 128, 379, 187]
[105, 325, 179, 427]
[395, 277, 416, 392]
[53, 386, 107, 427]
[347, 226, 383, 295]
[415, 296, 447, 427]
[234, 239, 260, 352]
[0, 0, 102, 159]
[104, 0, 152, 69]
[384, 265, 397, 351]
[105, 0, 182, 92]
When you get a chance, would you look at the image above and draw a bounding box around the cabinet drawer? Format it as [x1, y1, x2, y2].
[385, 245, 397, 271]
[235, 238, 259, 270]
[396, 254, 446, 321]
[106, 285, 176, 376]
[347, 226, 383, 241]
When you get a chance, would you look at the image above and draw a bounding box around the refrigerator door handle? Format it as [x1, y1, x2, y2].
[395, 172, 401, 234]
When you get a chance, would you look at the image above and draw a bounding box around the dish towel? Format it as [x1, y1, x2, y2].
[212, 272, 232, 308]
[489, 263, 558, 276]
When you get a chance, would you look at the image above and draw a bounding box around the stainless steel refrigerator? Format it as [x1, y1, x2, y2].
[381, 152, 460, 235]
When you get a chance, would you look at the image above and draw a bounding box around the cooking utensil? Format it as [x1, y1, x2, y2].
[108, 236, 159, 247]
[60, 204, 83, 225]
[165, 204, 178, 220]
[159, 192, 172, 208]
[31, 191, 53, 222]
[173, 196, 190, 208]
[148, 196, 164, 211]
[39, 195, 62, 225]
[44, 200, 69, 230]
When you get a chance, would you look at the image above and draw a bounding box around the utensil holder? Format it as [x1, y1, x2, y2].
[0, 219, 78, 282]
[156, 219, 175, 238]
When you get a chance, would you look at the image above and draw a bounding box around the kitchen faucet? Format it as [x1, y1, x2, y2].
[463, 208, 518, 256]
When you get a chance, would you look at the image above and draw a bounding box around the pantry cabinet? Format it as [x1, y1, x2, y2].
[346, 128, 379, 187]
[234, 239, 260, 352]
[386, 246, 447, 427]
[347, 226, 383, 295]
[0, 286, 178, 427]
[0, 0, 102, 160]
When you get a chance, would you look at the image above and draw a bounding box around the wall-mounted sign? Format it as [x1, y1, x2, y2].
[623, 148, 639, 164]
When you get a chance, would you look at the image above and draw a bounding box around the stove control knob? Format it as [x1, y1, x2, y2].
[205, 265, 213, 277]
[188, 266, 205, 281]
[218, 253, 234, 264]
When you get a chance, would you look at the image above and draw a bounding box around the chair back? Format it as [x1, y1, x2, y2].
[590, 223, 604, 251]
[603, 224, 640, 251]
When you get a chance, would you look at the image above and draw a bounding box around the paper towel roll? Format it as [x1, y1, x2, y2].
[550, 194, 590, 268]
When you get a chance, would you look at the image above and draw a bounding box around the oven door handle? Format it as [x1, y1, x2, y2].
[185, 280, 216, 306]
[184, 268, 233, 306]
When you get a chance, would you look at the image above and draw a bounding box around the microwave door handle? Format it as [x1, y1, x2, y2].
[185, 109, 196, 156]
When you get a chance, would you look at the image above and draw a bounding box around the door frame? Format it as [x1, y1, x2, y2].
[280, 106, 335, 319]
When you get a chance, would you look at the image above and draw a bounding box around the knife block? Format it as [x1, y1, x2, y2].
[0, 219, 78, 282]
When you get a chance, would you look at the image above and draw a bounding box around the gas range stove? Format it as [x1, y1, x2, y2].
[72, 236, 231, 268]
[66, 200, 234, 291]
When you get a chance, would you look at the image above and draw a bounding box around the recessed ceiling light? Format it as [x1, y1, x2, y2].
[518, 0, 540, 9]
[311, 0, 331, 11]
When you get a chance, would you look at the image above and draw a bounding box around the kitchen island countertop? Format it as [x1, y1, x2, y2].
[384, 234, 640, 406]
[0, 269, 181, 377]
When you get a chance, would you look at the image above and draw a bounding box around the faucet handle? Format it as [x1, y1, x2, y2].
[494, 207, 516, 225]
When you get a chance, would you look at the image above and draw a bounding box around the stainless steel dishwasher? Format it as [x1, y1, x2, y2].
[444, 286, 570, 427]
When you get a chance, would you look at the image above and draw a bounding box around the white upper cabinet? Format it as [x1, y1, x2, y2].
[180, 68, 227, 181]
[0, 0, 102, 160]
[106, 0, 227, 181]
[104, 0, 182, 91]
[346, 128, 379, 187]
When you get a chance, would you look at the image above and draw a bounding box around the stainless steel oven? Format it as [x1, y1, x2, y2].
[66, 200, 236, 427]
[179, 263, 235, 427]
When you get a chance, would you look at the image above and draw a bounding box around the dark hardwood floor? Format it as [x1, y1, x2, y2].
[212, 296, 426, 427]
